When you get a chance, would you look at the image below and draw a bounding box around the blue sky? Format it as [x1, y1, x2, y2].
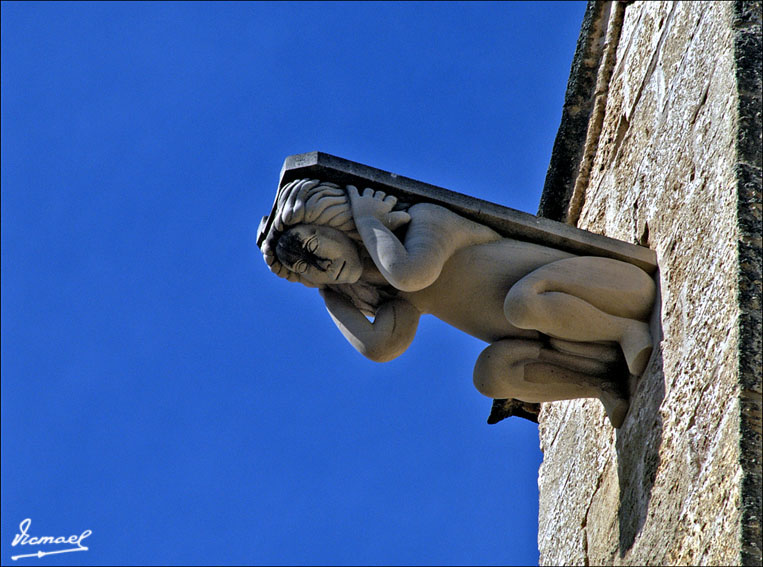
[1, 2, 585, 565]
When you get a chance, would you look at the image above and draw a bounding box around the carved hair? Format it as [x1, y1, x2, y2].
[259, 178, 398, 316]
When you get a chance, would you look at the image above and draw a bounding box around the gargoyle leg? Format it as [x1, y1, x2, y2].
[472, 339, 629, 427]
[503, 256, 655, 375]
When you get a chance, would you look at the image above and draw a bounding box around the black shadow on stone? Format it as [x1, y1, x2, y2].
[616, 273, 665, 557]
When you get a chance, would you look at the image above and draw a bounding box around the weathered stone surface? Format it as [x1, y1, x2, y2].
[539, 0, 613, 222]
[733, 2, 763, 564]
[537, 1, 762, 565]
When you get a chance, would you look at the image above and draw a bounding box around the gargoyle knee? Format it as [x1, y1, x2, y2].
[472, 340, 542, 399]
[503, 281, 544, 329]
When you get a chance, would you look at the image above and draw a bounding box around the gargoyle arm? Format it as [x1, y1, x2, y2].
[349, 186, 498, 292]
[321, 288, 420, 363]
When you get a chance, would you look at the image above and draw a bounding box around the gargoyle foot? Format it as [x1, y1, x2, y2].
[621, 321, 653, 376]
[599, 381, 630, 428]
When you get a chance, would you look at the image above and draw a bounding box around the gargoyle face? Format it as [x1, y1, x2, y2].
[276, 224, 363, 285]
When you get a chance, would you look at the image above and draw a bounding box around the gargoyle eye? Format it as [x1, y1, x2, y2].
[293, 261, 307, 274]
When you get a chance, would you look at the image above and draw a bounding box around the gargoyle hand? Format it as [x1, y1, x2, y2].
[347, 185, 411, 231]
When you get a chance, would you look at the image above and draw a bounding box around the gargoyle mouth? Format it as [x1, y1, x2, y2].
[335, 261, 346, 281]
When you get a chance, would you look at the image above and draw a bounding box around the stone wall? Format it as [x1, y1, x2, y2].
[536, 2, 762, 565]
